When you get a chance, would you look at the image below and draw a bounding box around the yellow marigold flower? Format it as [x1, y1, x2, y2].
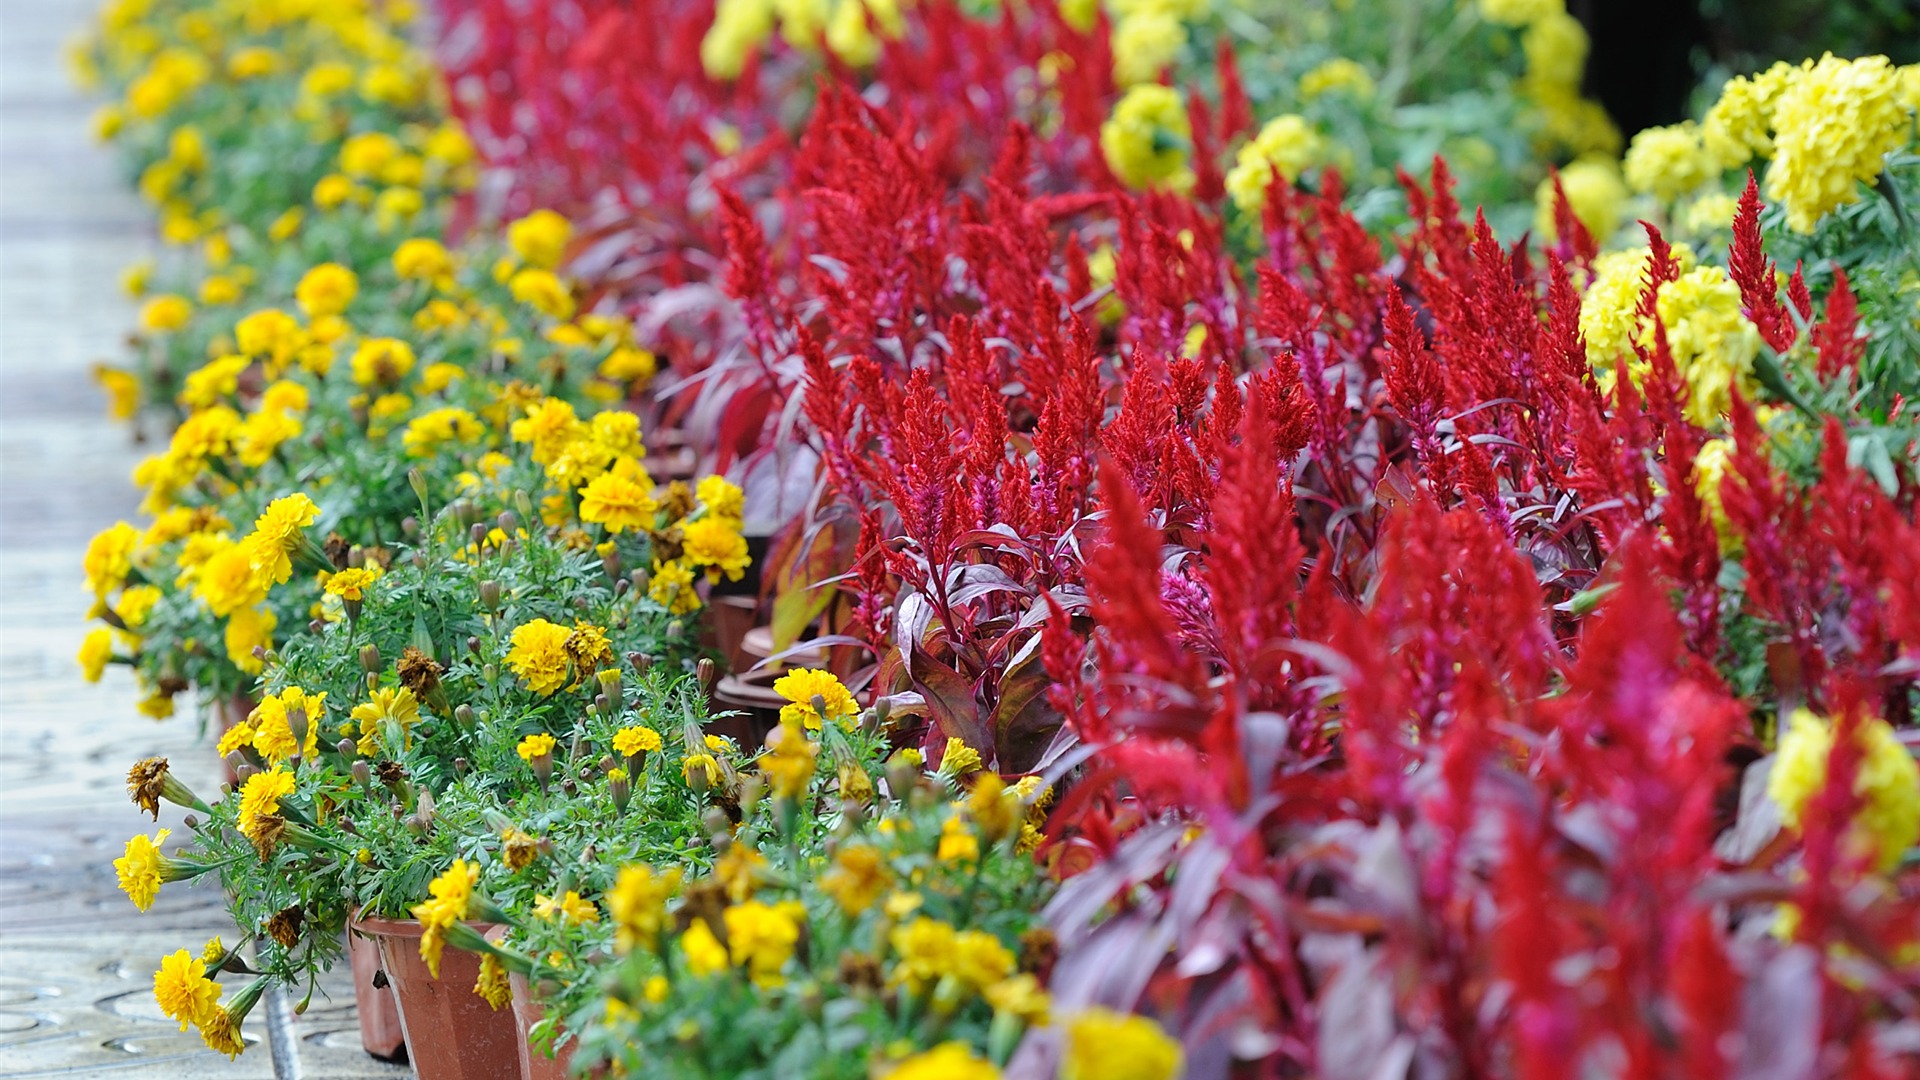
[724, 900, 801, 987]
[393, 237, 455, 287]
[599, 346, 657, 385]
[613, 725, 663, 757]
[1768, 707, 1920, 872]
[251, 687, 326, 764]
[507, 620, 573, 695]
[350, 337, 416, 387]
[517, 732, 558, 763]
[1622, 121, 1716, 203]
[116, 584, 161, 628]
[153, 949, 220, 1032]
[507, 209, 573, 270]
[939, 737, 983, 776]
[759, 717, 819, 800]
[412, 860, 479, 978]
[294, 263, 358, 319]
[534, 890, 600, 922]
[193, 540, 262, 617]
[78, 627, 114, 682]
[1476, 0, 1557, 26]
[199, 274, 241, 306]
[93, 104, 125, 140]
[351, 687, 421, 755]
[233, 406, 300, 469]
[1101, 84, 1193, 192]
[509, 268, 576, 321]
[566, 620, 613, 675]
[951, 929, 1015, 992]
[180, 355, 248, 409]
[681, 917, 729, 977]
[216, 719, 255, 759]
[696, 475, 745, 522]
[1656, 266, 1762, 426]
[1299, 57, 1374, 101]
[1534, 156, 1626, 243]
[301, 62, 356, 98]
[1111, 11, 1184, 87]
[236, 768, 295, 845]
[227, 45, 279, 79]
[225, 604, 276, 675]
[700, 0, 775, 80]
[115, 828, 171, 910]
[608, 864, 681, 952]
[511, 398, 585, 464]
[1062, 1007, 1183, 1080]
[579, 471, 660, 533]
[1692, 439, 1738, 555]
[1701, 62, 1796, 168]
[340, 131, 401, 179]
[323, 565, 383, 601]
[649, 558, 701, 615]
[886, 1043, 1000, 1080]
[268, 207, 304, 242]
[402, 406, 483, 457]
[138, 687, 177, 719]
[83, 522, 140, 598]
[375, 186, 424, 230]
[313, 173, 359, 210]
[821, 843, 890, 915]
[772, 667, 859, 730]
[889, 916, 958, 991]
[824, 0, 880, 67]
[474, 954, 511, 1010]
[360, 63, 419, 107]
[248, 493, 320, 585]
[590, 410, 644, 457]
[419, 362, 465, 394]
[681, 516, 750, 582]
[682, 753, 721, 789]
[1521, 11, 1587, 90]
[1226, 114, 1322, 214]
[140, 294, 192, 333]
[985, 973, 1051, 1024]
[1765, 53, 1908, 233]
[937, 814, 979, 864]
[425, 123, 475, 166]
[94, 364, 141, 420]
[234, 308, 302, 368]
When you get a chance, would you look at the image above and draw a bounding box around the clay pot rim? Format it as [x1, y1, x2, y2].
[350, 912, 498, 939]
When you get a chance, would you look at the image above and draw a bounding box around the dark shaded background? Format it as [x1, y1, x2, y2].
[1573, 0, 1920, 134]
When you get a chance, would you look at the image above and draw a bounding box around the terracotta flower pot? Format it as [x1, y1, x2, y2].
[508, 972, 574, 1080]
[346, 922, 408, 1062]
[351, 914, 520, 1080]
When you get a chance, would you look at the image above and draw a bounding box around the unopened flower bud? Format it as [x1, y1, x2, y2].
[467, 635, 481, 655]
[602, 548, 622, 579]
[483, 663, 497, 682]
[596, 668, 622, 700]
[408, 467, 428, 507]
[886, 759, 919, 802]
[453, 757, 468, 778]
[560, 778, 577, 797]
[351, 760, 371, 785]
[469, 522, 488, 546]
[513, 490, 533, 523]
[359, 644, 381, 673]
[401, 516, 420, 538]
[497, 510, 520, 534]
[337, 738, 356, 757]
[183, 813, 200, 829]
[479, 580, 501, 611]
[627, 652, 650, 674]
[234, 763, 256, 783]
[454, 704, 475, 726]
[609, 769, 631, 812]
[614, 578, 630, 596]
[252, 645, 268, 662]
[666, 620, 684, 641]
[347, 546, 366, 569]
[702, 806, 731, 838]
[308, 619, 326, 635]
[697, 658, 716, 692]
[594, 693, 612, 715]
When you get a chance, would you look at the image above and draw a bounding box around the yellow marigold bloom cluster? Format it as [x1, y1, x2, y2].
[1579, 245, 1761, 426]
[1691, 438, 1737, 555]
[1226, 114, 1322, 214]
[1765, 54, 1909, 233]
[580, 470, 659, 533]
[393, 237, 455, 288]
[613, 724, 663, 758]
[681, 515, 750, 581]
[322, 565, 382, 601]
[247, 492, 320, 586]
[140, 293, 192, 332]
[759, 716, 820, 800]
[506, 618, 574, 695]
[154, 949, 221, 1032]
[1768, 708, 1920, 872]
[1533, 156, 1626, 243]
[507, 209, 572, 270]
[115, 828, 172, 911]
[401, 406, 483, 457]
[78, 627, 115, 682]
[886, 1043, 1000, 1080]
[648, 558, 700, 615]
[821, 842, 891, 914]
[251, 686, 326, 763]
[293, 262, 357, 318]
[607, 863, 681, 953]
[1622, 121, 1716, 203]
[350, 336, 415, 387]
[235, 767, 295, 846]
[1062, 1007, 1184, 1080]
[411, 859, 479, 978]
[724, 900, 805, 987]
[508, 267, 575, 321]
[772, 667, 859, 730]
[1701, 62, 1797, 168]
[351, 686, 420, 755]
[533, 890, 600, 922]
[1298, 57, 1373, 102]
[1100, 85, 1193, 192]
[474, 955, 511, 1011]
